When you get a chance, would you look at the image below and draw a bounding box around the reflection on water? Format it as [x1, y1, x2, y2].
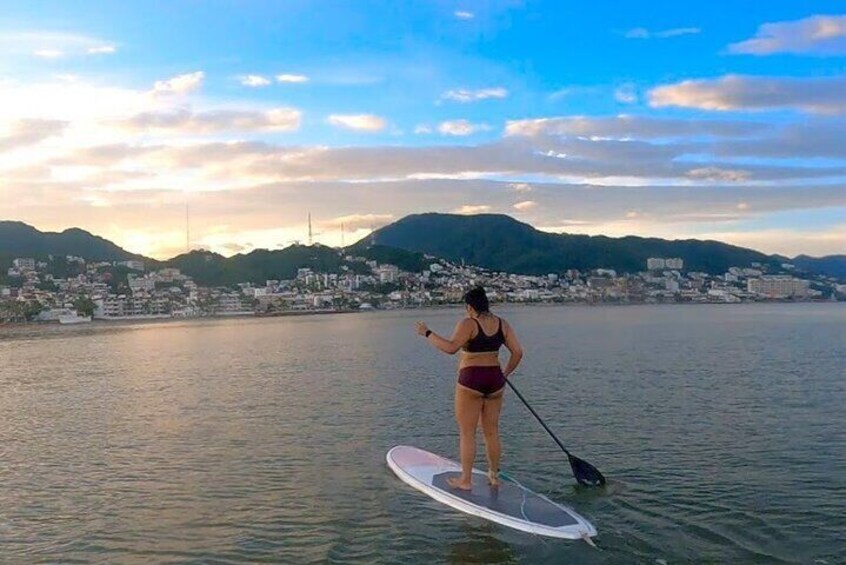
[0, 304, 844, 563]
[446, 523, 518, 564]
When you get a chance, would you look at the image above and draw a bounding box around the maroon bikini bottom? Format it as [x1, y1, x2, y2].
[458, 366, 506, 397]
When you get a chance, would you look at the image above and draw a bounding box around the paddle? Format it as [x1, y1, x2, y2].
[505, 379, 607, 487]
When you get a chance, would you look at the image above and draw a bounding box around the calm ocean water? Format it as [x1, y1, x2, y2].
[1, 304, 844, 564]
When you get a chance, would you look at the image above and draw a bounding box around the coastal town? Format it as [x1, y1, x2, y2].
[1, 250, 843, 324]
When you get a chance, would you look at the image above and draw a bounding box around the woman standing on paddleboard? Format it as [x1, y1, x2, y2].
[415, 286, 524, 491]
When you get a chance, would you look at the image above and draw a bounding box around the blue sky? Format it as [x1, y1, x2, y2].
[0, 0, 844, 258]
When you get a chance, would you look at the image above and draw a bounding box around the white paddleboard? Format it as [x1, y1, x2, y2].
[387, 445, 597, 540]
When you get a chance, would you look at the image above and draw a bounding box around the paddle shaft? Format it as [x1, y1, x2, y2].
[504, 379, 572, 458]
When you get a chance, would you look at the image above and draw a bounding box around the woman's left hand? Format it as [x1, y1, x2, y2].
[415, 321, 429, 336]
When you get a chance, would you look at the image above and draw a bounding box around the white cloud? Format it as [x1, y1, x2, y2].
[614, 83, 638, 104]
[538, 220, 593, 230]
[686, 167, 751, 182]
[414, 124, 433, 134]
[0, 80, 165, 135]
[240, 74, 271, 87]
[0, 119, 68, 152]
[120, 107, 301, 133]
[625, 28, 650, 39]
[80, 126, 846, 186]
[327, 114, 386, 131]
[548, 85, 603, 101]
[0, 31, 116, 59]
[438, 119, 489, 136]
[656, 27, 701, 38]
[692, 225, 846, 257]
[513, 200, 537, 211]
[442, 87, 508, 103]
[152, 71, 205, 96]
[504, 115, 767, 139]
[728, 15, 846, 55]
[87, 45, 116, 55]
[625, 27, 700, 39]
[34, 49, 63, 58]
[6, 158, 845, 257]
[713, 120, 846, 159]
[454, 205, 491, 214]
[276, 73, 309, 83]
[319, 213, 394, 231]
[649, 74, 846, 114]
[2, 38, 844, 261]
[455, 11, 475, 20]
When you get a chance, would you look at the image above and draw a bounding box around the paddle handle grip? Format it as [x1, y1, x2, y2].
[505, 379, 572, 458]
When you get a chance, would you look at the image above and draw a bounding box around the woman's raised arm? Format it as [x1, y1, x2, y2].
[416, 319, 473, 355]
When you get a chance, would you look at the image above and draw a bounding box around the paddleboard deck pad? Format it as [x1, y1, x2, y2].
[387, 445, 597, 540]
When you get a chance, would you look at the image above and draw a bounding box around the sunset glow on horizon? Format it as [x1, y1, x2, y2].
[1, 1, 845, 259]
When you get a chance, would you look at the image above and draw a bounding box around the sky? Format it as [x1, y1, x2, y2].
[1, 0, 845, 260]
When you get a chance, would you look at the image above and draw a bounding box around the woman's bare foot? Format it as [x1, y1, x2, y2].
[447, 476, 472, 491]
[488, 470, 500, 487]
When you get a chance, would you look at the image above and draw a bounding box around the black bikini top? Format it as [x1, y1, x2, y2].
[464, 317, 505, 353]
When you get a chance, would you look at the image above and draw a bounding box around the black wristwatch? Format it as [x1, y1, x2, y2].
[425, 329, 432, 338]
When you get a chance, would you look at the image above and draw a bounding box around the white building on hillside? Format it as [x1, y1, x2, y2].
[120, 260, 145, 271]
[748, 276, 809, 298]
[378, 264, 399, 283]
[13, 258, 36, 271]
[665, 258, 684, 270]
[647, 258, 665, 271]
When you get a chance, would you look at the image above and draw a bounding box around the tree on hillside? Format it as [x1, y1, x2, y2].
[0, 300, 44, 322]
[73, 296, 96, 317]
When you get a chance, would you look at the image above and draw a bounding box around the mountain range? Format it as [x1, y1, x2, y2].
[0, 221, 144, 262]
[2, 215, 844, 283]
[358, 213, 779, 275]
[359, 213, 845, 279]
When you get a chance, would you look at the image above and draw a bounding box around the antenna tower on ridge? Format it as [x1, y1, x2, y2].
[308, 212, 313, 246]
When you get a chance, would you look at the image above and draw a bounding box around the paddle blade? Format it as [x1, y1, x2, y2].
[567, 453, 606, 487]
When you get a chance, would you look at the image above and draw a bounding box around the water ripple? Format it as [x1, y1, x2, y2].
[0, 304, 844, 563]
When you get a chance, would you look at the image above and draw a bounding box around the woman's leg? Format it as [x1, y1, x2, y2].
[448, 383, 484, 490]
[481, 390, 504, 486]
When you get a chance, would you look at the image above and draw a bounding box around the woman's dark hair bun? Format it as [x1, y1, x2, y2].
[463, 286, 490, 313]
